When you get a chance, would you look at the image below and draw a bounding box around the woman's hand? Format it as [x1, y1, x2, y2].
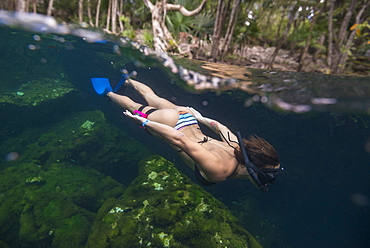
[123, 110, 147, 125]
[187, 107, 203, 120]
[188, 107, 224, 134]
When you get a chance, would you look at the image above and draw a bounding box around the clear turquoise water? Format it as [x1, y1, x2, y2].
[1, 11, 370, 248]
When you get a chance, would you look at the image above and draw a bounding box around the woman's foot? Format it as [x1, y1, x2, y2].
[91, 78, 112, 96]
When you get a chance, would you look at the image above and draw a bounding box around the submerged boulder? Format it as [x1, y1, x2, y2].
[1, 110, 152, 184]
[0, 107, 262, 247]
[0, 161, 125, 248]
[0, 110, 151, 247]
[87, 156, 262, 248]
[0, 78, 75, 107]
[0, 77, 79, 141]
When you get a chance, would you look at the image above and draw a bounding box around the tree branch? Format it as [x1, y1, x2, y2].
[166, 0, 207, 16]
[142, 0, 154, 12]
[336, 0, 369, 74]
[337, 0, 357, 48]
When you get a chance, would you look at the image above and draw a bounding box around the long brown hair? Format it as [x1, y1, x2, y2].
[234, 135, 280, 169]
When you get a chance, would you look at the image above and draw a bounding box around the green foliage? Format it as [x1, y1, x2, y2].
[166, 12, 192, 38]
[191, 12, 215, 37]
[252, 1, 284, 43]
[289, 20, 311, 45]
[124, 1, 151, 29]
[52, 0, 80, 22]
[1, 0, 366, 73]
[350, 21, 370, 55]
[120, 14, 136, 39]
[235, 20, 261, 47]
[165, 0, 214, 40]
[141, 29, 154, 48]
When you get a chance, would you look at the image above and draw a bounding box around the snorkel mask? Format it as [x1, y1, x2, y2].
[236, 131, 283, 192]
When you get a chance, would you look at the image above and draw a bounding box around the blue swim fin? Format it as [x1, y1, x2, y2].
[113, 74, 129, 93]
[91, 78, 112, 96]
[113, 70, 137, 92]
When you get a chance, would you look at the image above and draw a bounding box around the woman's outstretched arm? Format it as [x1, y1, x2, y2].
[188, 107, 238, 144]
[123, 110, 184, 146]
[123, 110, 228, 181]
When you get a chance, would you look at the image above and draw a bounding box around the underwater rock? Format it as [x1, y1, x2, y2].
[0, 109, 152, 248]
[1, 78, 75, 107]
[25, 176, 45, 185]
[86, 156, 262, 248]
[0, 160, 126, 248]
[0, 77, 79, 141]
[0, 110, 152, 184]
[80, 120, 95, 130]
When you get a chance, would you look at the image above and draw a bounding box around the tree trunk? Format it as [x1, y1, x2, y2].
[313, 34, 325, 63]
[47, 0, 54, 16]
[267, 3, 298, 69]
[95, 0, 102, 27]
[152, 1, 170, 51]
[221, 0, 241, 61]
[276, 7, 287, 40]
[143, 0, 207, 52]
[78, 0, 84, 23]
[24, 0, 29, 12]
[106, 0, 112, 32]
[330, 0, 357, 74]
[335, 1, 368, 74]
[87, 0, 94, 26]
[111, 0, 118, 33]
[327, 0, 334, 67]
[298, 2, 323, 72]
[337, 0, 357, 49]
[118, 0, 124, 33]
[31, 0, 37, 13]
[211, 0, 228, 62]
[16, 0, 26, 12]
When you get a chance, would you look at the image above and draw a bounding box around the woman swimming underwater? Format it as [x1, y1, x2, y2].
[91, 74, 282, 191]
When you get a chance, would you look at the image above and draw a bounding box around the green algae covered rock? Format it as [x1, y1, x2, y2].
[86, 156, 262, 248]
[1, 110, 152, 184]
[0, 109, 152, 247]
[0, 106, 262, 247]
[0, 161, 125, 248]
[0, 78, 75, 107]
[0, 77, 80, 141]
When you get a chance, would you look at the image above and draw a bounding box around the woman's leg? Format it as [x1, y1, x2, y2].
[107, 92, 179, 127]
[107, 92, 141, 112]
[126, 79, 177, 109]
[107, 79, 180, 127]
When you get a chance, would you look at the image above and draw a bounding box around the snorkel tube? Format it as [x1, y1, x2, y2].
[236, 131, 278, 192]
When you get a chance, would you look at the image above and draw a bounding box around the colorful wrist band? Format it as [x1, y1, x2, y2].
[142, 120, 150, 127]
